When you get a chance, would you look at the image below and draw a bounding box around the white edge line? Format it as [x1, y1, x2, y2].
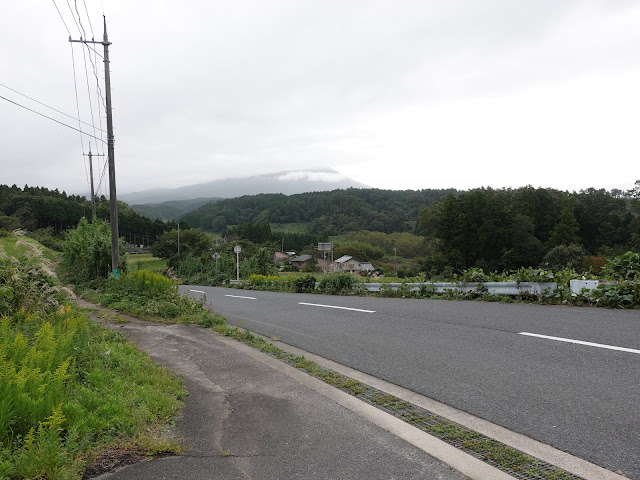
[299, 302, 375, 313]
[188, 289, 206, 294]
[519, 332, 640, 354]
[225, 294, 257, 300]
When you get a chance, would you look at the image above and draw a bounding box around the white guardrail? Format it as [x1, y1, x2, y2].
[359, 282, 559, 295]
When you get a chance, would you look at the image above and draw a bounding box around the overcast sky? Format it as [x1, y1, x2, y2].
[1, 1, 639, 197]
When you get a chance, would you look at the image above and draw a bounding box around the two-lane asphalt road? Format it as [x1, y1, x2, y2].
[180, 286, 640, 479]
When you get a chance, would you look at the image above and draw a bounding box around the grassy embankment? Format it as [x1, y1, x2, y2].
[0, 235, 185, 480]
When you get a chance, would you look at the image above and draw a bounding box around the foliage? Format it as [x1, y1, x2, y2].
[590, 281, 640, 308]
[97, 271, 221, 324]
[0, 183, 175, 245]
[26, 227, 65, 252]
[150, 228, 213, 267]
[228, 222, 327, 253]
[317, 273, 364, 295]
[600, 251, 640, 280]
[0, 234, 71, 317]
[417, 186, 635, 272]
[334, 241, 385, 261]
[245, 273, 318, 293]
[182, 188, 457, 235]
[540, 244, 586, 272]
[61, 218, 127, 285]
[343, 230, 426, 257]
[0, 240, 185, 478]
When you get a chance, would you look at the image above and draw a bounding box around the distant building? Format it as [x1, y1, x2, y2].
[333, 255, 362, 273]
[360, 262, 374, 273]
[272, 251, 289, 263]
[290, 254, 313, 269]
[333, 256, 375, 274]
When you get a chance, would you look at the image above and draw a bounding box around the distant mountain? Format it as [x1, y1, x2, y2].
[129, 197, 222, 221]
[120, 169, 369, 206]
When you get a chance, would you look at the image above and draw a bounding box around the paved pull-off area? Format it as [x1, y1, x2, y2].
[90, 312, 468, 480]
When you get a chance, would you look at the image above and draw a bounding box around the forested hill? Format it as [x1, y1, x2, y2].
[416, 186, 639, 272]
[181, 188, 458, 234]
[0, 184, 176, 246]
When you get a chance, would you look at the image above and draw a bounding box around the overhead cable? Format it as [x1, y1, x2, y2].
[0, 94, 106, 143]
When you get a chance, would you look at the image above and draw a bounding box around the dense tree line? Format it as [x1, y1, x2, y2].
[417, 186, 639, 272]
[0, 184, 176, 247]
[182, 188, 457, 235]
[226, 222, 327, 252]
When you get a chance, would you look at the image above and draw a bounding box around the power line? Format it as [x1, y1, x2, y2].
[52, 0, 71, 36]
[82, 0, 95, 38]
[0, 83, 105, 133]
[69, 43, 91, 195]
[80, 35, 100, 152]
[65, 0, 82, 35]
[0, 94, 106, 142]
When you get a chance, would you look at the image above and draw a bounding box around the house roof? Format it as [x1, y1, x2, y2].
[291, 254, 312, 262]
[360, 262, 374, 270]
[334, 255, 353, 264]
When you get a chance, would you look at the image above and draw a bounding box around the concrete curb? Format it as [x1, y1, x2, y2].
[265, 337, 626, 480]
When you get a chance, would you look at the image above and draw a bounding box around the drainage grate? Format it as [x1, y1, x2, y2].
[272, 352, 584, 480]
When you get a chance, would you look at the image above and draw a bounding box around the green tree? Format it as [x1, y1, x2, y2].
[151, 228, 213, 266]
[541, 244, 586, 272]
[547, 205, 581, 248]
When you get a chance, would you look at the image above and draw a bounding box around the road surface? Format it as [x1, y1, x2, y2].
[180, 286, 640, 479]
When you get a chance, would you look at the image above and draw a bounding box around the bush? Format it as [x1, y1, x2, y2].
[601, 251, 640, 280]
[317, 273, 363, 295]
[61, 218, 127, 285]
[294, 274, 317, 293]
[591, 281, 640, 308]
[541, 244, 586, 272]
[105, 270, 173, 298]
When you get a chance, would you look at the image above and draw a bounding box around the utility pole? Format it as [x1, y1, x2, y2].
[70, 16, 121, 277]
[83, 145, 104, 221]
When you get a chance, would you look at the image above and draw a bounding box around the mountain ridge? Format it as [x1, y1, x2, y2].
[120, 168, 369, 206]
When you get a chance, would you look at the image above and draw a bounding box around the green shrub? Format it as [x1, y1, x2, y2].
[541, 244, 586, 272]
[317, 273, 363, 295]
[106, 271, 173, 298]
[591, 281, 640, 308]
[601, 251, 640, 281]
[293, 274, 317, 293]
[61, 219, 127, 285]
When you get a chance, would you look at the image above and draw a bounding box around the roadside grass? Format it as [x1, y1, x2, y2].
[129, 254, 166, 274]
[0, 238, 186, 480]
[0, 235, 58, 262]
[85, 270, 226, 327]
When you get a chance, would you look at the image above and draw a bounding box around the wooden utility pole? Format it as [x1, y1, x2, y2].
[70, 16, 121, 277]
[83, 146, 104, 221]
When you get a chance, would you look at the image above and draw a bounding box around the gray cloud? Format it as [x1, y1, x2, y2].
[1, 0, 638, 196]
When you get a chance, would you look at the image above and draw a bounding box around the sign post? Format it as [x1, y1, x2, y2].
[212, 252, 220, 274]
[234, 246, 242, 281]
[317, 242, 333, 271]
